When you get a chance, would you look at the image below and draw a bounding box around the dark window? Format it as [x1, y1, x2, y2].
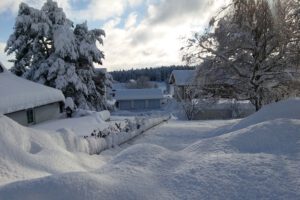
[27, 109, 34, 124]
[59, 102, 64, 113]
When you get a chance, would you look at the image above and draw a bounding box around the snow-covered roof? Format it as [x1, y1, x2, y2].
[114, 88, 163, 101]
[169, 70, 196, 86]
[111, 82, 127, 90]
[0, 67, 65, 114]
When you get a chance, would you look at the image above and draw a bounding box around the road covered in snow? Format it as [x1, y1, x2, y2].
[0, 99, 300, 199]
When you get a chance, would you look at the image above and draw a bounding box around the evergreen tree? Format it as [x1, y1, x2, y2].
[6, 0, 108, 110]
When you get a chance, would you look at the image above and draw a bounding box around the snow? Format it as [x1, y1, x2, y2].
[97, 110, 111, 121]
[64, 97, 75, 109]
[114, 88, 163, 100]
[0, 115, 103, 185]
[169, 70, 196, 86]
[0, 69, 65, 114]
[231, 98, 300, 131]
[34, 112, 110, 136]
[0, 99, 300, 199]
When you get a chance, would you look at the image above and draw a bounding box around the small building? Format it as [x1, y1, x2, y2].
[0, 63, 65, 126]
[169, 70, 196, 101]
[114, 89, 163, 110]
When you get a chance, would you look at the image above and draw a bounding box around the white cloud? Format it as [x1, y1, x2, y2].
[68, 0, 127, 21]
[0, 42, 13, 69]
[0, 0, 129, 21]
[128, 0, 144, 7]
[125, 12, 138, 29]
[0, 0, 42, 13]
[102, 0, 227, 71]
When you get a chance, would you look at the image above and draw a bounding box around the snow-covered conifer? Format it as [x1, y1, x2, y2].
[6, 0, 109, 111]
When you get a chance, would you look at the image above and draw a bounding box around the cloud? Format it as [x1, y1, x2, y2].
[125, 12, 138, 29]
[128, 0, 144, 7]
[101, 0, 227, 71]
[0, 0, 45, 14]
[68, 0, 127, 21]
[0, 42, 13, 69]
[148, 0, 214, 25]
[0, 0, 129, 21]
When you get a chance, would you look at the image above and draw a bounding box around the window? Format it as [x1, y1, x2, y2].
[27, 109, 34, 124]
[59, 102, 64, 113]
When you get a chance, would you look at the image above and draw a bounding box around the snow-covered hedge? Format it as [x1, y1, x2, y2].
[85, 115, 170, 154]
[0, 114, 170, 160]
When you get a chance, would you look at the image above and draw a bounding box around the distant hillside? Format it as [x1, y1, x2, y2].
[110, 65, 195, 82]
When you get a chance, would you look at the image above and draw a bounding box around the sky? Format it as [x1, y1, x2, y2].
[0, 0, 227, 71]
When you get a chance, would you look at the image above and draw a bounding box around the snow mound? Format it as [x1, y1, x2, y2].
[110, 143, 171, 167]
[1, 132, 299, 199]
[0, 144, 178, 200]
[231, 98, 300, 131]
[185, 119, 300, 156]
[1, 99, 300, 199]
[0, 115, 103, 184]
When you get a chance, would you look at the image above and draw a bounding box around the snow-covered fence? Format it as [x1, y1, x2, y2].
[85, 115, 170, 154]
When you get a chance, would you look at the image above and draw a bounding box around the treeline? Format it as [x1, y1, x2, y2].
[110, 65, 194, 82]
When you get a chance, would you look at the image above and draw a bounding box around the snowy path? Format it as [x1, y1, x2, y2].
[121, 120, 237, 151]
[99, 119, 236, 161]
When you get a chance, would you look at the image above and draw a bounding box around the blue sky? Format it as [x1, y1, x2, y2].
[0, 0, 226, 71]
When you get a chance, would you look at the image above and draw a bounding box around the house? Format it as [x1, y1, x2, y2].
[169, 70, 196, 100]
[114, 89, 163, 110]
[0, 63, 65, 126]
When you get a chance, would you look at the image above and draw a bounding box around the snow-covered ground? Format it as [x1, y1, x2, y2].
[34, 112, 110, 136]
[0, 99, 300, 199]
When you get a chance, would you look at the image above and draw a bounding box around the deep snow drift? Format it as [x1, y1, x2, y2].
[0, 99, 300, 199]
[0, 115, 106, 185]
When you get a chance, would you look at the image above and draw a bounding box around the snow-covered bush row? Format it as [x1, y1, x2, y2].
[85, 115, 170, 154]
[0, 113, 169, 183]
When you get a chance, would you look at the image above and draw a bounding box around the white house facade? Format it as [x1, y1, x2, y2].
[0, 63, 65, 126]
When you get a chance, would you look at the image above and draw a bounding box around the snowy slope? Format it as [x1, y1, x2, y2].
[0, 99, 300, 199]
[0, 115, 105, 185]
[0, 70, 65, 114]
[230, 98, 300, 131]
[34, 112, 110, 136]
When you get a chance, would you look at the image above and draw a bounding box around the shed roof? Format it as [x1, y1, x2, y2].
[169, 70, 196, 86]
[0, 64, 65, 114]
[114, 88, 163, 101]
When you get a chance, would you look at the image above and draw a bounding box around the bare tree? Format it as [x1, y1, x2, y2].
[182, 0, 300, 111]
